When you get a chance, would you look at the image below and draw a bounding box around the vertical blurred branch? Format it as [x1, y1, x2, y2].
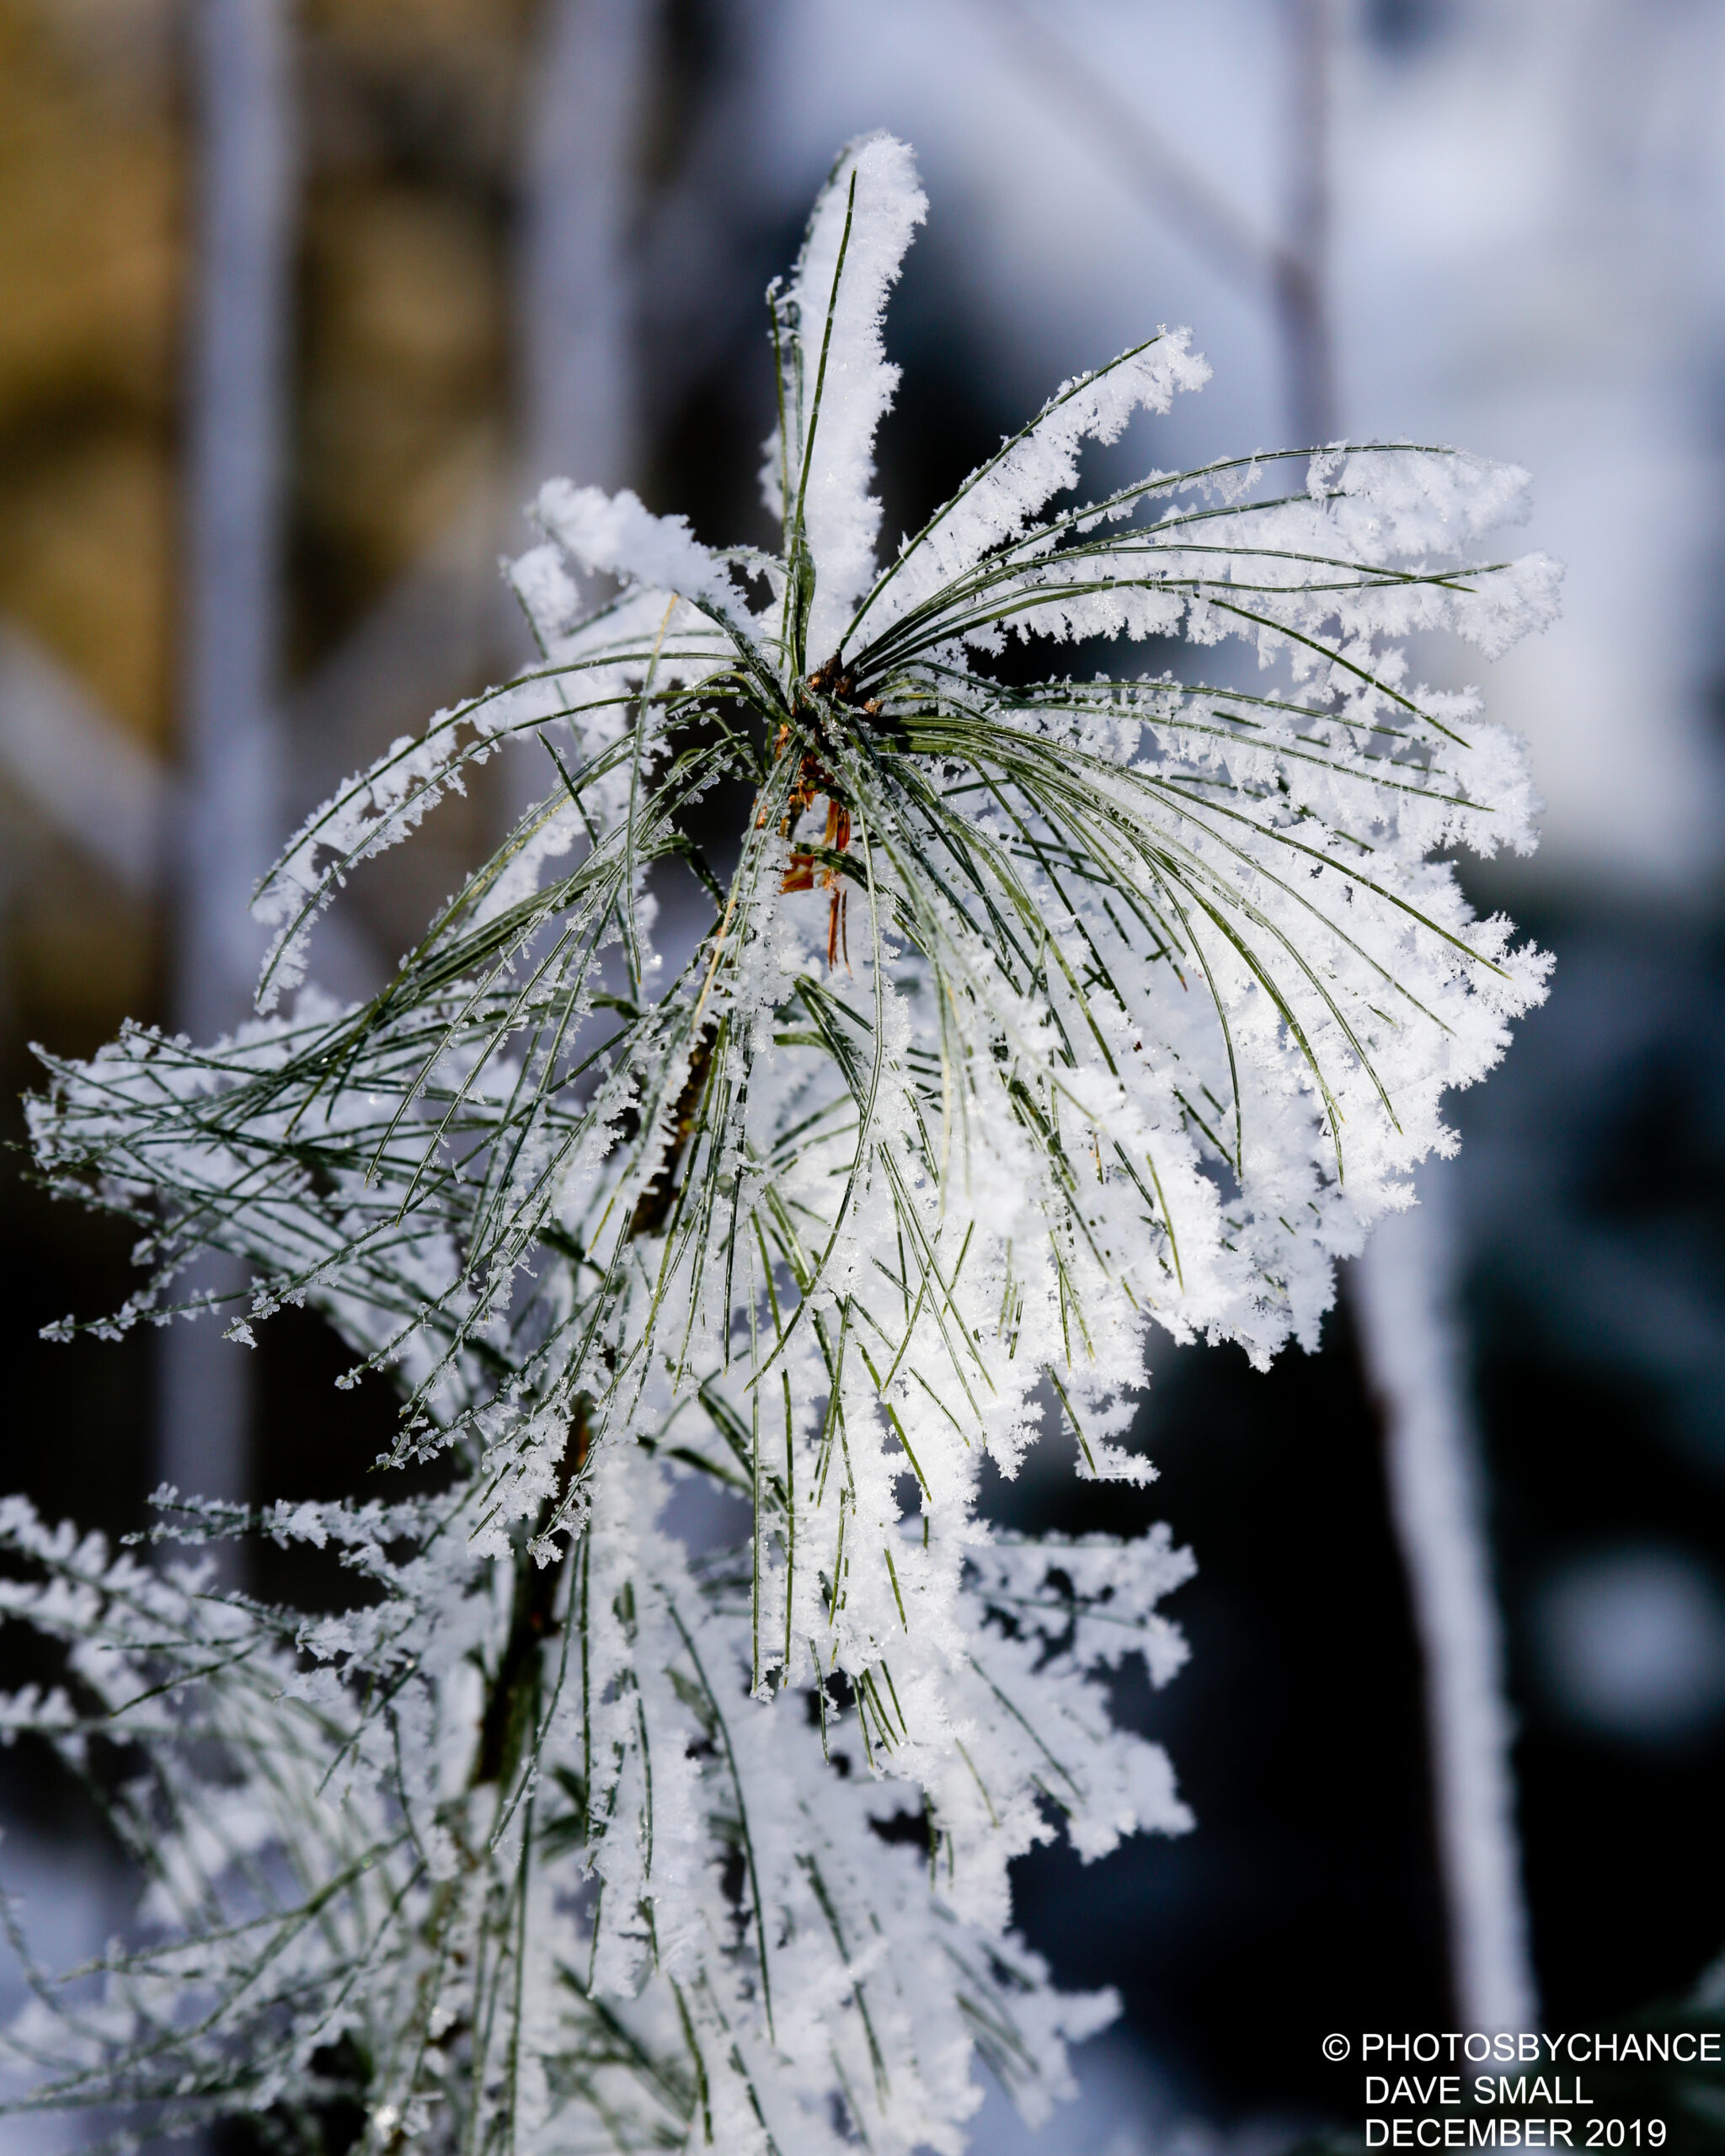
[160, 0, 296, 1532]
[506, 0, 651, 829]
[1279, 0, 1336, 442]
[981, 0, 1536, 2026]
[523, 0, 651, 494]
[1356, 1187, 1540, 2032]
[1280, 0, 1532, 2025]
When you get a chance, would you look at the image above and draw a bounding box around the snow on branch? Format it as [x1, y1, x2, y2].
[6, 136, 1553, 2154]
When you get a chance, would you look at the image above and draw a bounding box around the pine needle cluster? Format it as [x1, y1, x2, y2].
[4, 137, 1554, 2153]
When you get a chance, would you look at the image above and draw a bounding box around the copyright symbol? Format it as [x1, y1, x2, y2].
[1323, 2034, 1351, 2063]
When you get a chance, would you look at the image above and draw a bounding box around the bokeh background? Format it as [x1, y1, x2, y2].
[3, 1, 1724, 2148]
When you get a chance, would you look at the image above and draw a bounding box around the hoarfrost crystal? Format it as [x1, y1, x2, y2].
[5, 136, 1553, 2151]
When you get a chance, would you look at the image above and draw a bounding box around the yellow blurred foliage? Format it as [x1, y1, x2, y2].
[0, 0, 181, 747]
[0, 0, 532, 1034]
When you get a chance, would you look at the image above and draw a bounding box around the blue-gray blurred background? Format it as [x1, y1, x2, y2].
[3, 2, 1723, 2148]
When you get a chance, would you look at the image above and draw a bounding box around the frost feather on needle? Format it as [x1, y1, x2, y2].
[8, 133, 1554, 2153]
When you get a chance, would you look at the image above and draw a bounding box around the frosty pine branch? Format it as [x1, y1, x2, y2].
[5, 136, 1554, 2153]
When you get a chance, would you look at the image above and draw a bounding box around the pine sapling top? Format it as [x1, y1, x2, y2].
[6, 135, 1555, 2154]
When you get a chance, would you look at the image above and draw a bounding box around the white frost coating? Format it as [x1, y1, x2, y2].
[10, 143, 1556, 2153]
[767, 134, 927, 661]
[851, 328, 1211, 648]
[535, 478, 736, 607]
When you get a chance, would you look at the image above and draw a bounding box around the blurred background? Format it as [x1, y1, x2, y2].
[3, 0, 1724, 2147]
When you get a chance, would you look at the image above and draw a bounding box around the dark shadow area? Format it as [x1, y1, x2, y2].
[985, 1304, 1449, 2120]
